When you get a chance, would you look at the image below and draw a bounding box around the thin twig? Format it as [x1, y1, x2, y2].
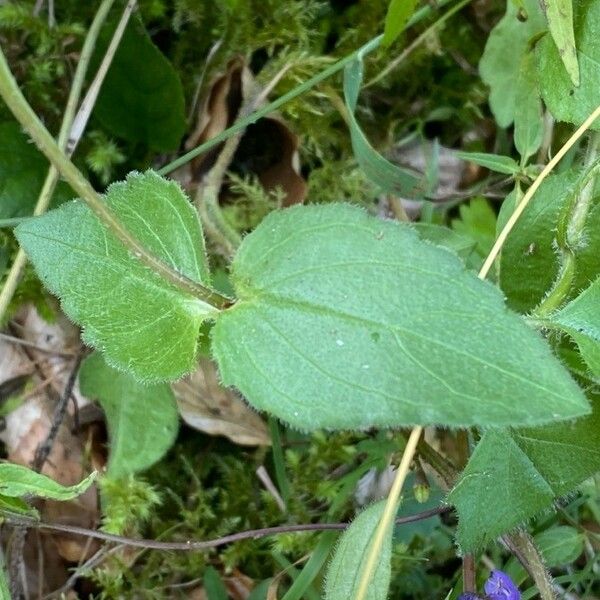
[4, 505, 450, 552]
[0, 332, 75, 358]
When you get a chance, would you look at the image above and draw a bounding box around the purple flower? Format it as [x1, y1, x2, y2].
[484, 570, 521, 600]
[458, 594, 483, 600]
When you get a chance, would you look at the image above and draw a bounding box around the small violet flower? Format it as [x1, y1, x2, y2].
[458, 594, 484, 600]
[484, 570, 521, 600]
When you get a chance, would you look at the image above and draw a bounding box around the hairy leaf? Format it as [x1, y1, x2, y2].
[538, 0, 600, 130]
[212, 204, 588, 430]
[535, 526, 584, 566]
[344, 58, 427, 199]
[16, 171, 217, 381]
[479, 0, 545, 127]
[449, 395, 600, 551]
[79, 352, 179, 478]
[551, 276, 600, 375]
[91, 16, 186, 151]
[324, 500, 391, 600]
[382, 0, 418, 47]
[0, 463, 96, 500]
[499, 170, 600, 313]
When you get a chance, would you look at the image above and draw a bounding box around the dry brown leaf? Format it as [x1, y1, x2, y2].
[178, 56, 306, 207]
[173, 357, 270, 446]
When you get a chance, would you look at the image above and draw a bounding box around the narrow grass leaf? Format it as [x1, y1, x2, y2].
[455, 151, 520, 175]
[344, 58, 427, 199]
[542, 0, 579, 86]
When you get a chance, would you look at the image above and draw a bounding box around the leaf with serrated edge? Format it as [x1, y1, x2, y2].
[538, 0, 600, 130]
[16, 171, 217, 381]
[79, 352, 179, 479]
[0, 464, 96, 500]
[449, 395, 600, 551]
[324, 500, 391, 600]
[551, 276, 600, 375]
[480, 0, 545, 127]
[212, 204, 589, 430]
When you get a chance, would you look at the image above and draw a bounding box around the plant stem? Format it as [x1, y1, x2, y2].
[503, 530, 556, 600]
[355, 426, 423, 600]
[479, 103, 600, 280]
[534, 141, 600, 316]
[416, 437, 459, 489]
[0, 0, 117, 323]
[157, 0, 457, 176]
[0, 44, 228, 310]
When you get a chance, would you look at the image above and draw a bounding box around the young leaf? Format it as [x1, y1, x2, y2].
[0, 463, 96, 500]
[382, 0, 418, 47]
[323, 500, 392, 600]
[537, 0, 600, 130]
[479, 0, 545, 127]
[534, 526, 584, 566]
[513, 52, 543, 162]
[212, 204, 589, 430]
[79, 352, 179, 479]
[499, 170, 600, 313]
[454, 151, 520, 176]
[91, 16, 186, 151]
[550, 276, 600, 375]
[344, 58, 427, 199]
[541, 0, 579, 86]
[15, 171, 217, 381]
[448, 395, 600, 551]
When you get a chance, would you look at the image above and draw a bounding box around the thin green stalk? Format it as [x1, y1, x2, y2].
[157, 0, 456, 176]
[0, 45, 228, 309]
[0, 0, 117, 322]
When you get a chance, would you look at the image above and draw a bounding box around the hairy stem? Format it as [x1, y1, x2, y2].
[0, 44, 228, 309]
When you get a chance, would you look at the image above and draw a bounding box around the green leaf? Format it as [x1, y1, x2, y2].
[412, 223, 476, 261]
[499, 170, 600, 313]
[479, 0, 545, 127]
[0, 121, 71, 219]
[450, 197, 497, 263]
[79, 352, 179, 479]
[0, 463, 96, 500]
[16, 171, 217, 381]
[535, 526, 584, 566]
[0, 494, 38, 519]
[550, 276, 600, 375]
[212, 204, 589, 430]
[204, 566, 229, 600]
[537, 0, 600, 130]
[455, 151, 521, 175]
[91, 16, 186, 151]
[343, 58, 427, 199]
[323, 500, 392, 600]
[448, 395, 600, 551]
[514, 51, 544, 162]
[0, 552, 9, 600]
[382, 0, 419, 47]
[541, 0, 579, 86]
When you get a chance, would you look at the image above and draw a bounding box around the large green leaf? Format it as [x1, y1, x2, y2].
[0, 121, 72, 219]
[479, 0, 545, 127]
[79, 352, 179, 479]
[15, 171, 217, 381]
[498, 169, 600, 313]
[542, 0, 579, 86]
[212, 204, 589, 430]
[537, 0, 600, 130]
[448, 395, 600, 551]
[551, 277, 600, 375]
[323, 500, 392, 600]
[91, 16, 186, 151]
[343, 58, 427, 199]
[0, 463, 96, 500]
